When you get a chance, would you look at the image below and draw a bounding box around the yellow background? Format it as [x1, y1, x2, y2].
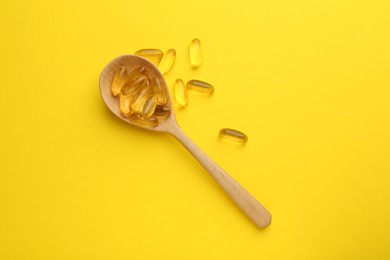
[1, 0, 389, 259]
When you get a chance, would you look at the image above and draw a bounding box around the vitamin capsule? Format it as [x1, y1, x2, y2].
[111, 66, 127, 96]
[174, 79, 188, 107]
[151, 77, 168, 105]
[119, 93, 132, 117]
[140, 95, 158, 119]
[219, 128, 248, 144]
[187, 80, 214, 95]
[134, 49, 163, 65]
[121, 75, 148, 96]
[153, 105, 171, 118]
[129, 114, 159, 128]
[127, 65, 146, 82]
[190, 38, 202, 67]
[158, 49, 176, 75]
[130, 87, 151, 114]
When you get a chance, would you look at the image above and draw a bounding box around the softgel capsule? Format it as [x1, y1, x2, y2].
[111, 65, 171, 127]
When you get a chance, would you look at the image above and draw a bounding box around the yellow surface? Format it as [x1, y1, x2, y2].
[1, 0, 389, 259]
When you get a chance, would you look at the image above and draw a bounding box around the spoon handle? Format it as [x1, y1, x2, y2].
[168, 123, 272, 228]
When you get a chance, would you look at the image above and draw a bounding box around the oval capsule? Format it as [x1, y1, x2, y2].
[151, 77, 168, 105]
[153, 105, 171, 118]
[141, 95, 158, 119]
[121, 75, 148, 96]
[119, 93, 132, 117]
[190, 38, 202, 67]
[129, 114, 159, 127]
[127, 65, 146, 82]
[111, 66, 127, 96]
[174, 79, 188, 107]
[187, 79, 214, 95]
[219, 128, 248, 144]
[135, 49, 163, 65]
[158, 49, 176, 75]
[130, 87, 151, 114]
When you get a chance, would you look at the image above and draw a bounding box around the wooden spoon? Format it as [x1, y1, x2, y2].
[99, 55, 272, 228]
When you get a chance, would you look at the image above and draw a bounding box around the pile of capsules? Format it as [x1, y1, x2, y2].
[110, 64, 171, 127]
[111, 38, 248, 143]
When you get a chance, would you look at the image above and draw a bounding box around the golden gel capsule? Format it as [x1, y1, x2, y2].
[119, 93, 132, 117]
[141, 95, 158, 119]
[121, 75, 148, 96]
[158, 49, 176, 75]
[111, 66, 127, 96]
[129, 114, 159, 128]
[219, 128, 248, 144]
[187, 80, 214, 95]
[174, 79, 188, 107]
[190, 38, 202, 67]
[135, 49, 163, 65]
[154, 105, 171, 118]
[151, 77, 168, 105]
[130, 87, 151, 114]
[127, 65, 146, 82]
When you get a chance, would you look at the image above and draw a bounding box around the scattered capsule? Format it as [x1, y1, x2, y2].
[153, 105, 171, 118]
[121, 75, 148, 96]
[111, 66, 127, 96]
[190, 38, 202, 67]
[135, 49, 163, 65]
[158, 49, 176, 75]
[151, 77, 168, 105]
[219, 128, 248, 144]
[187, 80, 214, 95]
[174, 79, 188, 107]
[141, 95, 158, 119]
[119, 93, 132, 117]
[130, 87, 151, 114]
[129, 114, 159, 128]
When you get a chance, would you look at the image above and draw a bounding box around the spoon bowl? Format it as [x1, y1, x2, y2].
[99, 55, 272, 228]
[99, 54, 175, 132]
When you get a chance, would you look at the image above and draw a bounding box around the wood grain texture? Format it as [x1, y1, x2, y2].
[100, 55, 272, 228]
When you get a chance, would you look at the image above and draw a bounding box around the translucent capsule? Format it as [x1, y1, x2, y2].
[219, 128, 248, 144]
[153, 105, 171, 118]
[129, 114, 159, 128]
[121, 75, 148, 96]
[151, 77, 168, 105]
[130, 87, 151, 114]
[158, 49, 176, 75]
[134, 49, 163, 65]
[174, 79, 188, 107]
[119, 93, 132, 117]
[187, 80, 214, 95]
[127, 65, 146, 82]
[140, 95, 158, 119]
[190, 38, 202, 67]
[111, 66, 127, 96]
